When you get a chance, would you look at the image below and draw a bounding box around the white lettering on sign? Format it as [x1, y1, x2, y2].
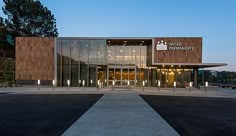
[156, 40, 194, 51]
[169, 42, 182, 46]
[169, 46, 194, 50]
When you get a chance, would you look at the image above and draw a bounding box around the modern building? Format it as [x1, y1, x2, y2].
[15, 37, 227, 88]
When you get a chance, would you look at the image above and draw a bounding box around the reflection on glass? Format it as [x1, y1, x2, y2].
[71, 40, 79, 86]
[55, 39, 193, 88]
[80, 40, 89, 87]
[62, 40, 70, 86]
[56, 40, 61, 86]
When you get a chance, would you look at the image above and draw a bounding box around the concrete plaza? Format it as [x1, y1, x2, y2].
[62, 91, 179, 136]
[1, 86, 236, 98]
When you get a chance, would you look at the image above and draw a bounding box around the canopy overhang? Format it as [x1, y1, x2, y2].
[152, 63, 227, 69]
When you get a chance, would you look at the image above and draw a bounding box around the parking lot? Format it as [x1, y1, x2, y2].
[0, 94, 103, 136]
[141, 95, 236, 136]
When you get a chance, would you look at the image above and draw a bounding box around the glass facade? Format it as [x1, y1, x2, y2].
[56, 38, 107, 87]
[56, 38, 194, 87]
[106, 44, 147, 86]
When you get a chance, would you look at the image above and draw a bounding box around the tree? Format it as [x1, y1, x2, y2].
[0, 17, 4, 26]
[2, 58, 14, 85]
[2, 0, 58, 37]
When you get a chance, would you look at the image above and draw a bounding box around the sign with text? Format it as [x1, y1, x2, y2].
[152, 38, 202, 64]
[156, 40, 194, 51]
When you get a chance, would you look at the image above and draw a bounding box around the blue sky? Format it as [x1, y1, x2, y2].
[1, 0, 235, 71]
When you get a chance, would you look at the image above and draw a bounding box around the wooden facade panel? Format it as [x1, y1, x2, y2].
[153, 38, 202, 64]
[15, 37, 54, 80]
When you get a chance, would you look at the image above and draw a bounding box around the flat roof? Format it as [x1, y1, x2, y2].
[153, 63, 227, 69]
[56, 37, 202, 40]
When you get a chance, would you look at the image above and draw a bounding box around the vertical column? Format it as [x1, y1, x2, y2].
[87, 40, 90, 87]
[194, 68, 198, 88]
[78, 40, 80, 87]
[167, 68, 169, 87]
[128, 67, 129, 85]
[69, 40, 72, 87]
[114, 45, 116, 86]
[175, 68, 177, 84]
[147, 67, 150, 87]
[159, 68, 162, 87]
[202, 68, 205, 85]
[96, 40, 98, 88]
[135, 67, 137, 86]
[182, 68, 185, 87]
[107, 66, 109, 86]
[121, 66, 122, 86]
[139, 44, 142, 87]
[60, 40, 62, 87]
[54, 38, 57, 87]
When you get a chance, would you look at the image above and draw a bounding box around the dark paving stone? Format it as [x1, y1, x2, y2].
[140, 95, 236, 136]
[0, 94, 103, 136]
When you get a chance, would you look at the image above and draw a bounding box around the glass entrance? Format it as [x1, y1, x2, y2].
[108, 65, 136, 86]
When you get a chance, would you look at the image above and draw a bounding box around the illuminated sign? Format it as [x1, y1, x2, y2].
[156, 40, 167, 50]
[156, 40, 194, 51]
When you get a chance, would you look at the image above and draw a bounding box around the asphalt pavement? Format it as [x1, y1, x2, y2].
[0, 94, 103, 136]
[141, 95, 236, 136]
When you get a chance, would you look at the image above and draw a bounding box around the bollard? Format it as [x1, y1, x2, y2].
[189, 82, 192, 92]
[67, 80, 70, 90]
[52, 80, 55, 90]
[142, 81, 145, 91]
[173, 81, 176, 92]
[82, 80, 85, 88]
[112, 80, 115, 91]
[205, 81, 208, 92]
[79, 80, 81, 87]
[97, 80, 100, 90]
[158, 80, 161, 91]
[37, 80, 40, 90]
[127, 80, 130, 90]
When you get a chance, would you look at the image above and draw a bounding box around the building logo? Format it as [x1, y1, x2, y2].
[156, 40, 167, 50]
[156, 40, 194, 51]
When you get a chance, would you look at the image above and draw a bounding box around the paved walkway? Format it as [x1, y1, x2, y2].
[62, 91, 179, 136]
[1, 87, 236, 98]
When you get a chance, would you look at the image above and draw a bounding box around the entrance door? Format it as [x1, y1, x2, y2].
[97, 66, 107, 88]
[108, 65, 136, 87]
